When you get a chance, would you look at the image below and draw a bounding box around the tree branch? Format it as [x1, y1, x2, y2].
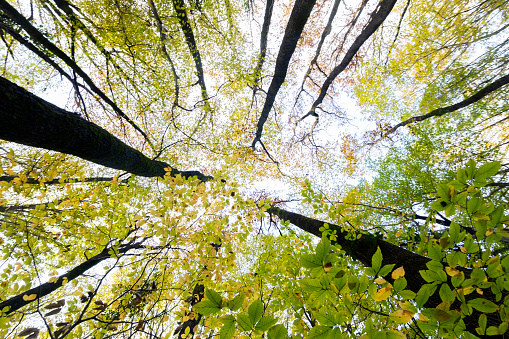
[0, 0, 152, 146]
[305, 0, 397, 117]
[0, 76, 211, 181]
[252, 0, 318, 147]
[385, 73, 509, 136]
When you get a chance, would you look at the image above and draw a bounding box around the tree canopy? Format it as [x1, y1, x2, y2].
[1, 0, 509, 338]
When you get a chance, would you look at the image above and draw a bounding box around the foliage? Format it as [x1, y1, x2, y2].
[1, 0, 509, 338]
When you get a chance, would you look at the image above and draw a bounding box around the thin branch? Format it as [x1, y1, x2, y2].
[252, 0, 275, 91]
[171, 0, 211, 112]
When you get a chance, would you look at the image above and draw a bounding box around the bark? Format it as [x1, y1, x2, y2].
[268, 206, 504, 338]
[0, 76, 211, 181]
[252, 0, 317, 147]
[0, 0, 149, 143]
[385, 73, 509, 137]
[0, 242, 146, 315]
[305, 0, 397, 117]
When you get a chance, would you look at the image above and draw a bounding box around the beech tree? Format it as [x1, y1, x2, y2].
[1, 0, 509, 338]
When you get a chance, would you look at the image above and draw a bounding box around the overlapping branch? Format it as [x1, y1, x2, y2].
[384, 73, 509, 137]
[252, 0, 318, 147]
[304, 0, 397, 118]
[172, 0, 211, 112]
[0, 76, 211, 181]
[0, 0, 152, 145]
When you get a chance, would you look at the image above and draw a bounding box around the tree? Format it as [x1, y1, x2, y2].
[1, 0, 509, 338]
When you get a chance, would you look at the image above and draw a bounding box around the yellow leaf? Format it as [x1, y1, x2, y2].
[390, 309, 414, 323]
[374, 277, 386, 284]
[23, 294, 37, 301]
[374, 286, 392, 301]
[445, 267, 462, 277]
[391, 266, 405, 280]
[419, 313, 429, 322]
[460, 247, 467, 253]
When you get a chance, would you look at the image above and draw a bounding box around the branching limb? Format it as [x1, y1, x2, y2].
[252, 0, 275, 92]
[295, 0, 341, 106]
[384, 73, 509, 136]
[252, 0, 318, 147]
[305, 0, 397, 117]
[0, 0, 152, 146]
[171, 0, 211, 112]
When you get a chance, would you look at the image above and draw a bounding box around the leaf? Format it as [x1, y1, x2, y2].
[423, 308, 452, 322]
[18, 328, 39, 337]
[389, 309, 414, 324]
[194, 299, 221, 316]
[307, 325, 332, 338]
[44, 308, 61, 316]
[374, 286, 392, 301]
[219, 315, 235, 339]
[301, 254, 321, 269]
[254, 316, 277, 332]
[391, 266, 405, 280]
[427, 241, 442, 262]
[468, 298, 499, 313]
[372, 247, 382, 272]
[267, 324, 287, 339]
[475, 161, 500, 180]
[44, 299, 65, 309]
[22, 294, 37, 301]
[237, 313, 253, 331]
[227, 293, 244, 311]
[248, 299, 264, 324]
[205, 289, 222, 307]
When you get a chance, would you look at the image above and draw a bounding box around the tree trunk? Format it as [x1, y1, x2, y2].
[268, 206, 503, 338]
[0, 76, 210, 181]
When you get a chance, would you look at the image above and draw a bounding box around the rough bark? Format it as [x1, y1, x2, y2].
[252, 0, 317, 147]
[0, 76, 211, 181]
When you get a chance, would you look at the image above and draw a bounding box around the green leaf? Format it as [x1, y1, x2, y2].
[372, 247, 383, 272]
[205, 289, 223, 307]
[194, 299, 222, 316]
[466, 159, 477, 179]
[227, 293, 244, 311]
[475, 161, 500, 180]
[267, 324, 287, 339]
[468, 298, 499, 313]
[428, 241, 442, 262]
[467, 198, 482, 214]
[457, 168, 467, 183]
[399, 290, 416, 299]
[219, 315, 236, 339]
[254, 316, 277, 332]
[248, 299, 264, 324]
[237, 314, 253, 331]
[307, 325, 332, 338]
[301, 254, 321, 269]
[314, 310, 336, 326]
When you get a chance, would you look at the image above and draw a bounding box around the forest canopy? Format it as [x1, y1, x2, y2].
[0, 0, 509, 338]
